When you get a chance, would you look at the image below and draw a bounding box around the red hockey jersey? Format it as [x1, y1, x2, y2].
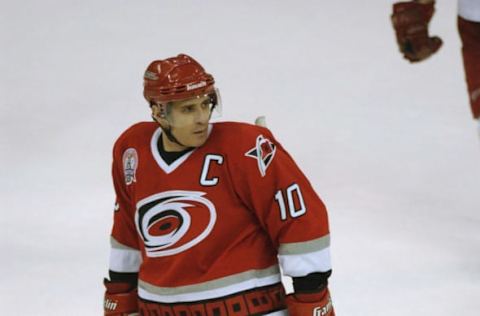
[108, 121, 332, 311]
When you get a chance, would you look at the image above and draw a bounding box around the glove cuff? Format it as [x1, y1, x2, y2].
[104, 279, 138, 316]
[286, 288, 334, 316]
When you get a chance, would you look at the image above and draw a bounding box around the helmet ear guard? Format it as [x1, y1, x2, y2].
[157, 103, 168, 119]
[149, 102, 167, 120]
[149, 103, 184, 147]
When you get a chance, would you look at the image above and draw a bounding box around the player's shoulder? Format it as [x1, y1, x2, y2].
[210, 121, 277, 155]
[113, 121, 157, 151]
[210, 121, 280, 176]
[212, 121, 274, 141]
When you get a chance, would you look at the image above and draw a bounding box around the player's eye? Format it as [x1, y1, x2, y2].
[181, 105, 195, 113]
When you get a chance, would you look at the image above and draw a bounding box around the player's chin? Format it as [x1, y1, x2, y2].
[189, 133, 209, 147]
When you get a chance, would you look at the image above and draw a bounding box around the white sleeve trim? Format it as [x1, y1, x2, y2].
[109, 247, 142, 273]
[278, 247, 332, 277]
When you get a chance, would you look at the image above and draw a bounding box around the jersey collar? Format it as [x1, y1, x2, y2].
[150, 124, 213, 174]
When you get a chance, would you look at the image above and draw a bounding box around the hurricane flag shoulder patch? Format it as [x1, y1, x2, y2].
[245, 134, 276, 177]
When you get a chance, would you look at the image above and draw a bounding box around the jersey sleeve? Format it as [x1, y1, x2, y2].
[108, 142, 142, 274]
[228, 126, 332, 278]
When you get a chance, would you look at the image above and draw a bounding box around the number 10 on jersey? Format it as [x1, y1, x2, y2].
[274, 183, 307, 221]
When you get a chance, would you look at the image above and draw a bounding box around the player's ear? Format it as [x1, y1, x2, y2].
[151, 103, 169, 127]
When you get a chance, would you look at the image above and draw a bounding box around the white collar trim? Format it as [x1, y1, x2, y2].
[150, 124, 213, 174]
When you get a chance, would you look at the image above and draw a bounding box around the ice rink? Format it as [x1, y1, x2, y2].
[1, 0, 479, 315]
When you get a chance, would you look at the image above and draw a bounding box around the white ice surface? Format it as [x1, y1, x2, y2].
[1, 0, 479, 315]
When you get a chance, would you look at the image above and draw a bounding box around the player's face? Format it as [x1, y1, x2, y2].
[161, 95, 213, 149]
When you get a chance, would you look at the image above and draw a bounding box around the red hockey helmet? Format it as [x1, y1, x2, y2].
[143, 54, 215, 104]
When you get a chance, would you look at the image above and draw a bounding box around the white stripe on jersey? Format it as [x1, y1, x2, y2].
[265, 310, 288, 316]
[138, 268, 281, 303]
[279, 247, 332, 277]
[278, 235, 330, 255]
[109, 238, 141, 273]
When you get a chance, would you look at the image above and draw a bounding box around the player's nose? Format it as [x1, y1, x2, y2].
[194, 107, 210, 124]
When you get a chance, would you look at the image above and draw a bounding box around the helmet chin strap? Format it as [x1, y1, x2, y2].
[163, 126, 188, 149]
[152, 114, 189, 149]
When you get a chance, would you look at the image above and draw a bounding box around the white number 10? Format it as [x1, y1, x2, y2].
[274, 183, 306, 221]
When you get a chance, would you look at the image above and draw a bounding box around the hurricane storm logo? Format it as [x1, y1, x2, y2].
[135, 191, 216, 257]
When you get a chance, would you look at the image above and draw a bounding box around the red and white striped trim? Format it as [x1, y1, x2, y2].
[138, 266, 281, 303]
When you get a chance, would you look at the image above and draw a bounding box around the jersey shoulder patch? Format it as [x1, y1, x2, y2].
[244, 134, 276, 177]
[212, 121, 277, 177]
[122, 148, 138, 185]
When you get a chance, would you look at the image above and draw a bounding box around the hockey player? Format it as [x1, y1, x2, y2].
[103, 54, 335, 316]
[391, 0, 480, 136]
